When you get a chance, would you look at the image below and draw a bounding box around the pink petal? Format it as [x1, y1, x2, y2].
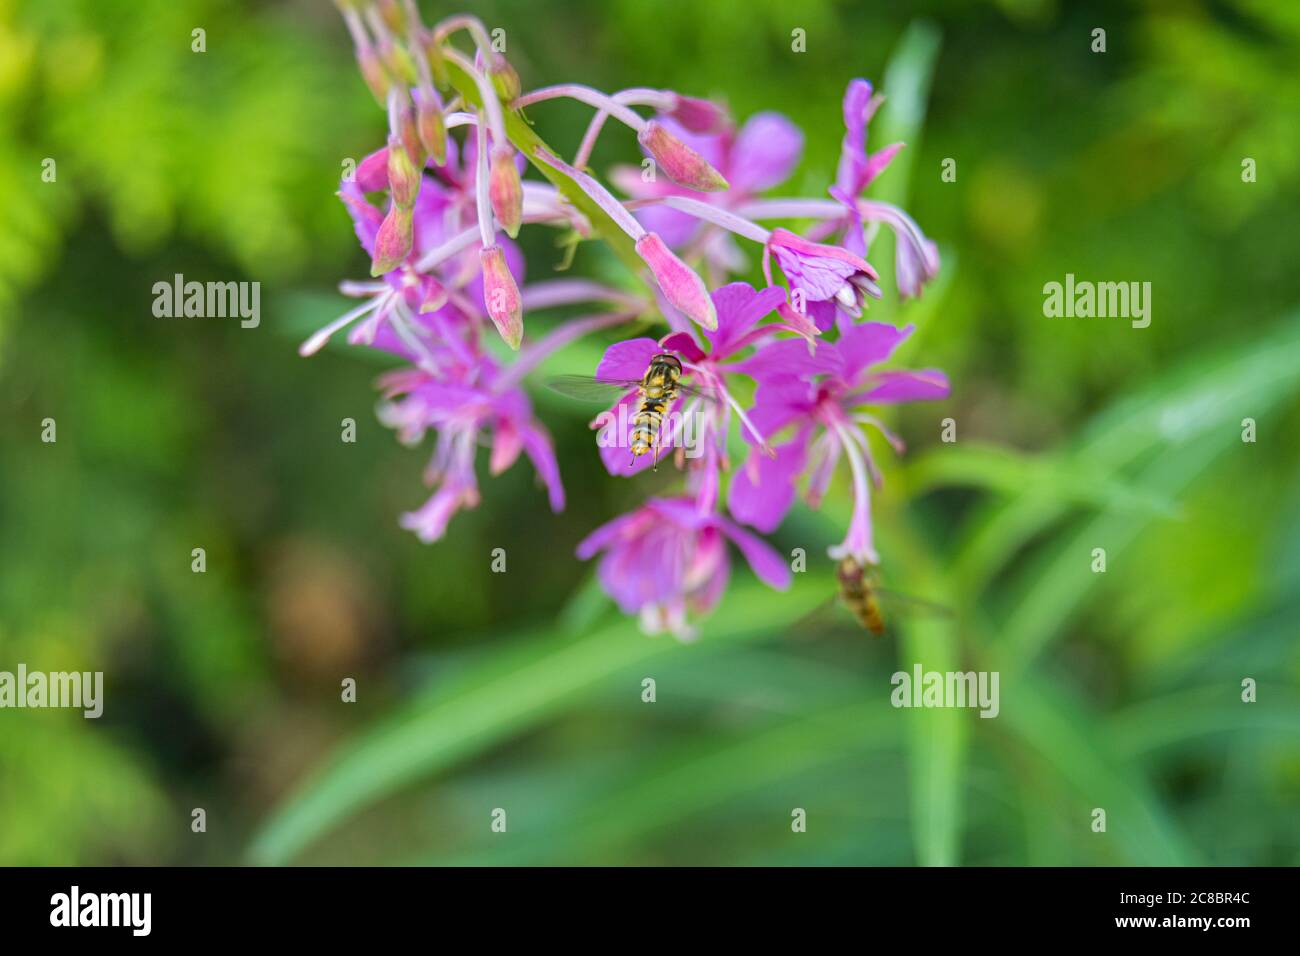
[728, 112, 803, 193]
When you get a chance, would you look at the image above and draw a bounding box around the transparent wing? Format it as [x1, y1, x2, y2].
[786, 587, 952, 641]
[874, 587, 954, 618]
[673, 380, 720, 405]
[546, 374, 719, 405]
[545, 375, 639, 403]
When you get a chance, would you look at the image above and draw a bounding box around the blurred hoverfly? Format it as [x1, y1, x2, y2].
[547, 353, 716, 469]
[795, 557, 953, 638]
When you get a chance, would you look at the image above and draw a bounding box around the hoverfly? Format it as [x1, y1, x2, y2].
[547, 353, 716, 469]
[795, 557, 953, 638]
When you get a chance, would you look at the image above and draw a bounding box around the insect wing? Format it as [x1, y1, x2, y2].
[546, 375, 640, 404]
[873, 587, 954, 619]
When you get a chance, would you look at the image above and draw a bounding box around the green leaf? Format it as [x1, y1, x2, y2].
[248, 576, 824, 865]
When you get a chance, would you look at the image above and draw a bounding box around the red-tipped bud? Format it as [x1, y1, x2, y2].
[479, 245, 523, 349]
[637, 120, 729, 192]
[489, 148, 523, 238]
[489, 56, 521, 101]
[669, 94, 730, 134]
[387, 135, 420, 208]
[635, 232, 716, 330]
[414, 89, 447, 166]
[371, 204, 414, 275]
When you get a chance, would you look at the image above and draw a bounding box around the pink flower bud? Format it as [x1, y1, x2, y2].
[635, 232, 717, 330]
[479, 245, 523, 349]
[371, 204, 413, 275]
[387, 135, 420, 209]
[489, 148, 523, 238]
[355, 147, 390, 192]
[637, 120, 729, 193]
[670, 95, 729, 134]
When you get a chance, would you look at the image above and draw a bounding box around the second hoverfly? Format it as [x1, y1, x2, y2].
[548, 353, 715, 469]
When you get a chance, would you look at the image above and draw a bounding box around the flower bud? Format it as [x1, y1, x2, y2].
[669, 94, 729, 134]
[479, 245, 523, 349]
[358, 44, 390, 104]
[387, 134, 420, 209]
[489, 56, 521, 102]
[423, 36, 450, 89]
[355, 147, 390, 192]
[635, 232, 716, 330]
[414, 89, 448, 166]
[376, 0, 404, 34]
[371, 204, 414, 275]
[377, 37, 418, 86]
[637, 120, 728, 192]
[489, 148, 523, 238]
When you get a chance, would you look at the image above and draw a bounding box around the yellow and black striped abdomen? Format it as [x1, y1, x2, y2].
[630, 387, 676, 457]
[630, 355, 683, 463]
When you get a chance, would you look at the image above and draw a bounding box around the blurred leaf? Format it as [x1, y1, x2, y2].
[249, 576, 824, 864]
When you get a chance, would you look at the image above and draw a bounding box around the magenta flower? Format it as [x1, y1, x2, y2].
[829, 78, 938, 298]
[576, 496, 790, 639]
[311, 6, 952, 638]
[763, 228, 882, 332]
[591, 282, 797, 483]
[378, 350, 564, 543]
[729, 322, 949, 563]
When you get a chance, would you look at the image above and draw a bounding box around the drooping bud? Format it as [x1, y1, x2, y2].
[414, 88, 447, 166]
[479, 245, 524, 349]
[371, 204, 414, 275]
[489, 148, 523, 238]
[637, 120, 729, 192]
[669, 94, 729, 134]
[387, 135, 420, 208]
[488, 56, 521, 102]
[635, 232, 716, 330]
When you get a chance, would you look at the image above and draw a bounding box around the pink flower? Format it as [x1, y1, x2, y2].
[763, 228, 881, 332]
[379, 351, 564, 543]
[577, 496, 790, 639]
[729, 322, 949, 563]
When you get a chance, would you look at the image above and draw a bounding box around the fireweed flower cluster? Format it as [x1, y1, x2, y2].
[310, 3, 948, 639]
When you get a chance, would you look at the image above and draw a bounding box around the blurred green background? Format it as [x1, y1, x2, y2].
[1, 0, 1298, 866]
